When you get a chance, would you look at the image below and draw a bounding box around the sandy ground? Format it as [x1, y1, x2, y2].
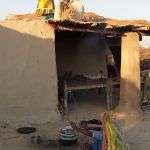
[0, 88, 150, 150]
[125, 115, 150, 150]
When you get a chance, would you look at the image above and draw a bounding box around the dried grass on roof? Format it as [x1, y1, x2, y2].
[81, 12, 106, 22]
[4, 13, 150, 34]
[106, 19, 150, 28]
[5, 14, 44, 21]
[60, 11, 106, 22]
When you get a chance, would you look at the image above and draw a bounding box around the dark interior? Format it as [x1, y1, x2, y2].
[55, 30, 121, 113]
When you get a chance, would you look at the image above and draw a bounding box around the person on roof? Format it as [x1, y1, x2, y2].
[36, 0, 55, 17]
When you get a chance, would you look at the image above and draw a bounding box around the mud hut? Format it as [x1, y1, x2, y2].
[0, 14, 150, 126]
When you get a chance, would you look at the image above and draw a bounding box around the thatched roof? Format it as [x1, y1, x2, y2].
[4, 14, 150, 36]
[48, 12, 150, 36]
[48, 19, 150, 36]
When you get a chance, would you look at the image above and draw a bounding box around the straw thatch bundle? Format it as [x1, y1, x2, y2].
[59, 0, 84, 21]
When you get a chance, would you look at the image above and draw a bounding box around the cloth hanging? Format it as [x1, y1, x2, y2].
[102, 113, 129, 150]
[36, 0, 55, 16]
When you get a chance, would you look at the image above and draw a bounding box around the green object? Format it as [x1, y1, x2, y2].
[102, 114, 129, 150]
[45, 13, 54, 20]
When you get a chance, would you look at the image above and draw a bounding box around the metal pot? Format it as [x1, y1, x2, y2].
[59, 126, 78, 146]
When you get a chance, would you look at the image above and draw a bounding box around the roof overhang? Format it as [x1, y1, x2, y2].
[48, 19, 150, 37]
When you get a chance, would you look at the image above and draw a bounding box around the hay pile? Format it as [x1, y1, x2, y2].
[59, 0, 106, 22]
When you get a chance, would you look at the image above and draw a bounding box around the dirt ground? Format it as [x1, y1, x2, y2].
[0, 88, 150, 150]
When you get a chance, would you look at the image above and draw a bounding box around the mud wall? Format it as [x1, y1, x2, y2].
[119, 32, 140, 112]
[0, 19, 60, 125]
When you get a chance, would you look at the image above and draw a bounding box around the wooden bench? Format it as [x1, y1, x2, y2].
[63, 78, 113, 112]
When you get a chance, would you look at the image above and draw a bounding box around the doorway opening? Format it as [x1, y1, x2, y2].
[55, 30, 120, 118]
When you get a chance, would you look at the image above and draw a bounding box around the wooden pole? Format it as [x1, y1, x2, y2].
[119, 32, 141, 112]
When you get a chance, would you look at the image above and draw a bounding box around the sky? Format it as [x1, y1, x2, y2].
[0, 0, 150, 47]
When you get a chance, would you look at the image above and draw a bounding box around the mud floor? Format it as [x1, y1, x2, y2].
[0, 87, 150, 150]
